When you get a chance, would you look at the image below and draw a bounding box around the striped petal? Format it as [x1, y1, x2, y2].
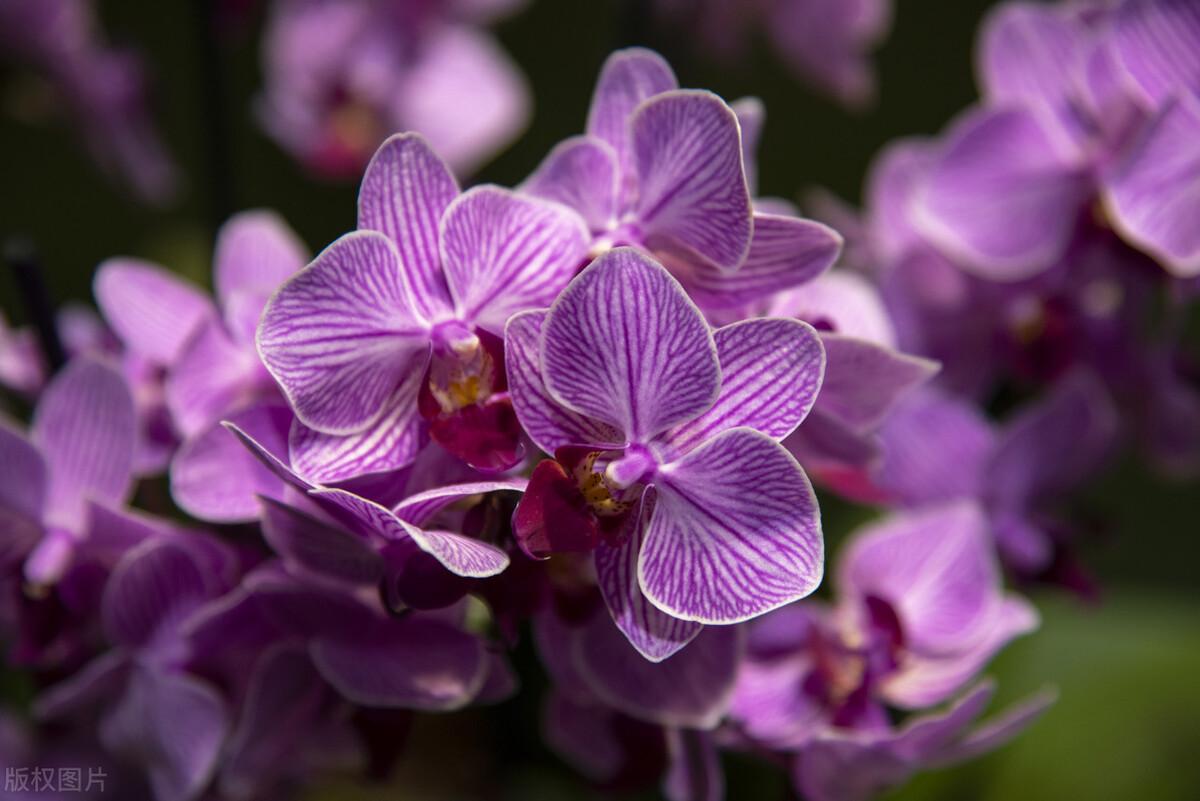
[357, 133, 459, 321]
[1111, 0, 1200, 108]
[633, 91, 753, 273]
[440, 186, 590, 334]
[32, 359, 135, 529]
[0, 419, 47, 529]
[259, 496, 383, 585]
[170, 403, 292, 523]
[165, 317, 262, 439]
[1104, 96, 1200, 277]
[504, 310, 624, 455]
[663, 318, 826, 455]
[257, 231, 431, 435]
[393, 479, 527, 527]
[811, 334, 938, 432]
[574, 614, 742, 729]
[641, 428, 823, 624]
[839, 502, 999, 656]
[914, 106, 1090, 280]
[93, 259, 213, 364]
[213, 210, 308, 343]
[310, 487, 509, 578]
[521, 135, 619, 232]
[679, 214, 842, 311]
[102, 540, 210, 650]
[594, 492, 701, 662]
[586, 47, 677, 174]
[542, 249, 719, 442]
[287, 371, 427, 484]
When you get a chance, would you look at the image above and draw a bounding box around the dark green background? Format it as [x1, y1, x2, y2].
[2, 2, 1197, 799]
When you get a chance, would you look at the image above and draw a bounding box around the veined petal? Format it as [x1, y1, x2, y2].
[633, 90, 753, 273]
[257, 230, 431, 435]
[288, 370, 427, 484]
[504, 310, 624, 455]
[213, 209, 309, 342]
[1111, 0, 1200, 109]
[310, 487, 509, 578]
[663, 319, 825, 455]
[926, 686, 1056, 765]
[170, 403, 292, 524]
[641, 428, 823, 624]
[440, 186, 590, 334]
[679, 214, 842, 310]
[839, 502, 999, 656]
[595, 492, 702, 662]
[0, 419, 47, 529]
[310, 616, 487, 710]
[93, 258, 213, 364]
[542, 249, 719, 442]
[357, 133, 459, 321]
[393, 479, 527, 527]
[521, 135, 620, 232]
[573, 614, 742, 729]
[913, 106, 1091, 280]
[586, 47, 678, 172]
[811, 334, 938, 432]
[32, 359, 135, 529]
[1103, 96, 1200, 277]
[259, 496, 384, 584]
[165, 316, 261, 439]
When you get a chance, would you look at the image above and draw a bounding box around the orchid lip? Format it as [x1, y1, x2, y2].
[431, 319, 480, 357]
[604, 444, 658, 489]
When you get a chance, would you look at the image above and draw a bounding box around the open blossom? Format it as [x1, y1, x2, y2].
[522, 49, 842, 316]
[507, 248, 825, 660]
[258, 133, 588, 481]
[257, 0, 529, 177]
[0, 359, 135, 588]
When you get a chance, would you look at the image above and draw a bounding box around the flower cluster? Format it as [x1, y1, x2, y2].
[3, 8, 1193, 795]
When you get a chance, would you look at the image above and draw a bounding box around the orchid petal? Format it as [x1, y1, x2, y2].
[633, 91, 753, 273]
[393, 479, 527, 527]
[679, 214, 842, 310]
[504, 310, 624, 455]
[260, 497, 383, 584]
[663, 729, 724, 801]
[214, 210, 308, 342]
[170, 404, 292, 523]
[102, 539, 210, 651]
[357, 133, 459, 320]
[595, 492, 702, 662]
[32, 359, 135, 528]
[663, 318, 825, 454]
[0, 419, 47, 530]
[1104, 96, 1200, 277]
[543, 248, 719, 441]
[521, 135, 620, 232]
[93, 258, 213, 364]
[1111, 0, 1200, 108]
[440, 186, 590, 334]
[256, 230, 431, 435]
[810, 334, 938, 432]
[641, 428, 823, 624]
[310, 487, 509, 578]
[165, 317, 262, 438]
[914, 106, 1090, 280]
[586, 47, 677, 171]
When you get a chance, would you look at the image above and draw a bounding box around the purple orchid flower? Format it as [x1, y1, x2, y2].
[872, 374, 1117, 583]
[0, 358, 135, 589]
[522, 49, 842, 317]
[0, 0, 178, 204]
[35, 538, 235, 801]
[257, 0, 529, 178]
[506, 247, 825, 661]
[729, 502, 1039, 755]
[257, 132, 589, 481]
[792, 681, 1055, 801]
[653, 0, 893, 109]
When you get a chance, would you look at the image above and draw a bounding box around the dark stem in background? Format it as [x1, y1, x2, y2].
[4, 238, 66, 374]
[193, 0, 233, 232]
